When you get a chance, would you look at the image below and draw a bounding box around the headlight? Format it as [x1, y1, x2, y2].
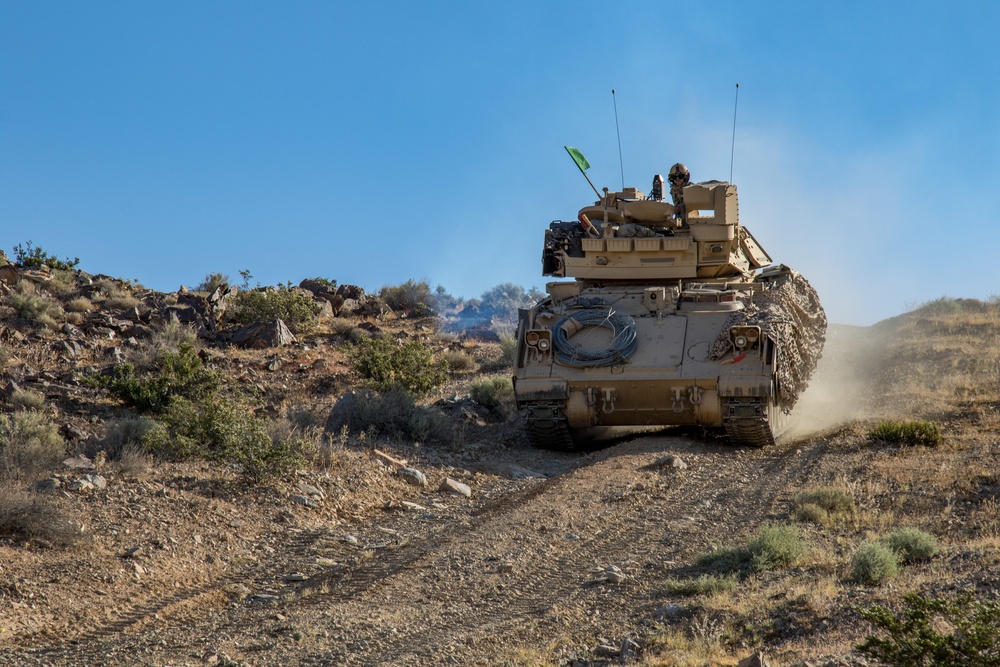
[538, 339, 550, 351]
[734, 335, 748, 348]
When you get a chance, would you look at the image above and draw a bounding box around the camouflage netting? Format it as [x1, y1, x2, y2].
[710, 269, 827, 413]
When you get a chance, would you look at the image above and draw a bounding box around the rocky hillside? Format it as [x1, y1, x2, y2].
[1, 254, 999, 667]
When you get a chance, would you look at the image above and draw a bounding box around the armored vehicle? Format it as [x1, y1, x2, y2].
[513, 168, 826, 449]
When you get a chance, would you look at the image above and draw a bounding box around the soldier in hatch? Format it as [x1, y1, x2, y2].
[668, 162, 690, 221]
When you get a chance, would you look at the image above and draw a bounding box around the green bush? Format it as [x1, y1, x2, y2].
[196, 272, 230, 292]
[695, 523, 806, 577]
[747, 523, 808, 571]
[796, 486, 855, 513]
[379, 279, 435, 314]
[661, 573, 739, 596]
[349, 336, 447, 397]
[850, 542, 899, 585]
[498, 331, 518, 367]
[348, 386, 452, 444]
[470, 376, 515, 415]
[9, 389, 45, 411]
[140, 396, 304, 484]
[97, 416, 158, 460]
[868, 420, 943, 447]
[12, 241, 79, 271]
[99, 342, 219, 412]
[858, 590, 1000, 666]
[0, 412, 65, 479]
[883, 527, 938, 563]
[795, 502, 830, 524]
[230, 285, 322, 332]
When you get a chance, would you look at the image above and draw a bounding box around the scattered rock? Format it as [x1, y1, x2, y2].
[291, 494, 320, 508]
[737, 651, 770, 667]
[324, 392, 357, 434]
[83, 473, 107, 490]
[297, 482, 325, 498]
[63, 455, 94, 470]
[439, 477, 471, 497]
[227, 319, 297, 349]
[285, 573, 308, 582]
[67, 478, 96, 492]
[653, 454, 688, 470]
[398, 467, 427, 487]
[34, 478, 61, 492]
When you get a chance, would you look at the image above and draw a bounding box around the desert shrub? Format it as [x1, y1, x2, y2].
[99, 342, 219, 412]
[795, 486, 854, 524]
[141, 396, 304, 484]
[128, 317, 199, 370]
[470, 376, 515, 415]
[850, 542, 899, 585]
[498, 331, 518, 366]
[196, 272, 229, 292]
[747, 523, 808, 571]
[348, 386, 452, 444]
[0, 490, 81, 546]
[883, 527, 938, 564]
[349, 336, 447, 397]
[12, 241, 79, 271]
[914, 296, 964, 317]
[441, 349, 477, 372]
[380, 279, 435, 314]
[104, 294, 140, 310]
[696, 523, 806, 577]
[661, 573, 739, 596]
[328, 317, 356, 336]
[8, 283, 63, 328]
[97, 416, 158, 460]
[116, 446, 152, 476]
[92, 278, 139, 310]
[230, 285, 321, 332]
[9, 389, 45, 411]
[0, 412, 65, 479]
[868, 419, 943, 447]
[66, 296, 95, 313]
[858, 590, 1000, 667]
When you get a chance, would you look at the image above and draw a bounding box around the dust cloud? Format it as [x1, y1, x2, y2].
[782, 322, 888, 441]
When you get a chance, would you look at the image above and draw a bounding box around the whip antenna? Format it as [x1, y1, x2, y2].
[612, 89, 625, 189]
[729, 83, 740, 183]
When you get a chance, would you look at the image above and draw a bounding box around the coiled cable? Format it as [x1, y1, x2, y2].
[552, 308, 638, 368]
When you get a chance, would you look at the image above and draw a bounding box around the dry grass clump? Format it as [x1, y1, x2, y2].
[328, 317, 356, 336]
[128, 317, 200, 370]
[96, 415, 157, 460]
[66, 296, 95, 313]
[661, 573, 739, 597]
[850, 542, 899, 585]
[0, 412, 65, 480]
[868, 419, 943, 447]
[470, 376, 515, 417]
[794, 486, 855, 525]
[8, 282, 64, 328]
[9, 388, 45, 411]
[441, 349, 477, 372]
[0, 489, 82, 546]
[348, 386, 452, 445]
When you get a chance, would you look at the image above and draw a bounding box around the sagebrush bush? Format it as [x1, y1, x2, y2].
[796, 486, 855, 513]
[0, 412, 65, 479]
[661, 573, 739, 596]
[328, 317, 356, 336]
[850, 542, 899, 584]
[868, 419, 943, 447]
[883, 527, 938, 563]
[379, 279, 435, 314]
[858, 590, 1000, 667]
[348, 386, 452, 444]
[696, 523, 806, 576]
[128, 317, 199, 370]
[349, 335, 447, 397]
[441, 349, 477, 372]
[8, 283, 63, 328]
[9, 389, 45, 411]
[230, 285, 321, 332]
[97, 416, 158, 460]
[470, 377, 515, 415]
[498, 331, 518, 367]
[747, 523, 808, 571]
[99, 342, 219, 412]
[795, 502, 829, 524]
[0, 490, 81, 546]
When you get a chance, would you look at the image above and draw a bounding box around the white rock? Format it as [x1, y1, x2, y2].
[439, 477, 471, 497]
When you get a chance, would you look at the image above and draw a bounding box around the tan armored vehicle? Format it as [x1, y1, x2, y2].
[513, 168, 826, 448]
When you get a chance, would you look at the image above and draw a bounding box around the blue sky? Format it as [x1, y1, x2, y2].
[2, 1, 998, 325]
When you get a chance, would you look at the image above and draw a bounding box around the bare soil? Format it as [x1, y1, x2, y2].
[2, 288, 999, 667]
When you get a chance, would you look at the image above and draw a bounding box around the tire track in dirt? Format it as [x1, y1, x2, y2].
[295, 435, 829, 666]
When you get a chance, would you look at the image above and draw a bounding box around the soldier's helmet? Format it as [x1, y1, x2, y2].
[668, 163, 690, 183]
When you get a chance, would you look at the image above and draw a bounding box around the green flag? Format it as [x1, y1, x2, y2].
[564, 146, 591, 173]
